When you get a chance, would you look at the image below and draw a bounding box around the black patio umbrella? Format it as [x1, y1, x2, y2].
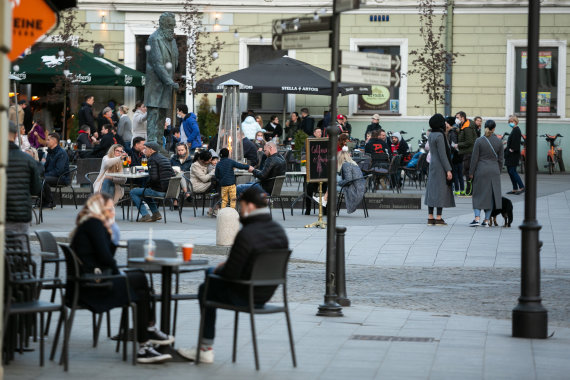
[196, 56, 371, 96]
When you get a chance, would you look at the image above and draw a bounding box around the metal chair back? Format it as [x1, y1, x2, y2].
[127, 239, 177, 259]
[164, 176, 182, 199]
[35, 230, 60, 257]
[84, 172, 99, 193]
[249, 249, 292, 285]
[270, 175, 286, 197]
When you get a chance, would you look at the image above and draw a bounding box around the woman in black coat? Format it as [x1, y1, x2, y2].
[70, 193, 173, 363]
[505, 115, 525, 194]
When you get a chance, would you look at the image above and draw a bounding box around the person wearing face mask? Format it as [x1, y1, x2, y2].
[177, 186, 288, 364]
[177, 104, 202, 153]
[253, 131, 266, 150]
[456, 111, 478, 196]
[505, 115, 525, 194]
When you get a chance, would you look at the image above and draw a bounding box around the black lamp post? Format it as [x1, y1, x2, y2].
[317, 2, 343, 317]
[512, 0, 548, 339]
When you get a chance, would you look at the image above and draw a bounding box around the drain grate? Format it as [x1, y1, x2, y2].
[350, 335, 437, 343]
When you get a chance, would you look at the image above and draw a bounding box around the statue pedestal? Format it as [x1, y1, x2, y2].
[216, 207, 240, 246]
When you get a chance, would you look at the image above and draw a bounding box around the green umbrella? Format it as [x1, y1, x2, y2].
[10, 46, 145, 87]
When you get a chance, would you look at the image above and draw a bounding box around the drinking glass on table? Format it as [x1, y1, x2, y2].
[182, 244, 194, 261]
[141, 157, 148, 168]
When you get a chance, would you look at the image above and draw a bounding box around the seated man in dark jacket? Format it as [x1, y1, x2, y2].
[241, 131, 258, 166]
[90, 124, 116, 158]
[6, 121, 42, 235]
[235, 142, 285, 196]
[177, 186, 288, 363]
[130, 142, 174, 222]
[41, 132, 70, 208]
[364, 130, 391, 158]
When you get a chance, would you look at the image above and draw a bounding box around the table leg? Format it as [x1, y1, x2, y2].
[160, 266, 173, 334]
[157, 265, 190, 362]
[290, 179, 308, 215]
[130, 182, 134, 222]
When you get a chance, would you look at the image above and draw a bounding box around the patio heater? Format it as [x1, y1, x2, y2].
[216, 80, 244, 162]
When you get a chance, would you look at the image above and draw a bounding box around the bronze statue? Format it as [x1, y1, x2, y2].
[144, 12, 179, 144]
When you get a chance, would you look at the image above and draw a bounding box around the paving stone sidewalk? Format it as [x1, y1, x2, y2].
[5, 301, 570, 380]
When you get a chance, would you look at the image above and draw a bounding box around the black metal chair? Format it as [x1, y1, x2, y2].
[267, 175, 287, 221]
[336, 175, 370, 218]
[51, 244, 138, 367]
[126, 239, 204, 337]
[3, 255, 67, 369]
[402, 153, 427, 189]
[49, 165, 78, 209]
[30, 195, 42, 224]
[34, 230, 68, 336]
[84, 172, 99, 193]
[185, 179, 218, 217]
[196, 249, 296, 370]
[135, 176, 183, 223]
[388, 155, 403, 193]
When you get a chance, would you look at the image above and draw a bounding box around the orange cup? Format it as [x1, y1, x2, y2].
[182, 244, 194, 261]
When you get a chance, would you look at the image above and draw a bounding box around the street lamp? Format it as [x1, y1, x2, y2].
[512, 0, 548, 339]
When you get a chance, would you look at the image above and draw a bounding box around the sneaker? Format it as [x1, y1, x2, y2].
[177, 346, 214, 363]
[147, 326, 175, 346]
[137, 344, 172, 364]
[434, 219, 447, 226]
[138, 214, 153, 223]
[481, 221, 490, 227]
[469, 220, 479, 227]
[506, 190, 517, 195]
[516, 188, 525, 194]
[151, 212, 162, 221]
[427, 218, 436, 225]
[459, 191, 466, 196]
[454, 191, 460, 196]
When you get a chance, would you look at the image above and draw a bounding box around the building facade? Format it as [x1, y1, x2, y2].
[53, 0, 570, 166]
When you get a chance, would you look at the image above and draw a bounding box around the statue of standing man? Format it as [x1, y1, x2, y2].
[144, 12, 179, 144]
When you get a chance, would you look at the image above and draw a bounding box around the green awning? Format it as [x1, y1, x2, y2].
[10, 46, 145, 87]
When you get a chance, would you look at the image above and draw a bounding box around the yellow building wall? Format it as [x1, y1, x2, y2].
[45, 9, 570, 120]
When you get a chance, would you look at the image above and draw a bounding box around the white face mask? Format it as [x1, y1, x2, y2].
[256, 136, 263, 141]
[455, 118, 461, 126]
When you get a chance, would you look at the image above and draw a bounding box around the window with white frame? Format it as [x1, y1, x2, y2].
[349, 38, 408, 117]
[506, 40, 566, 118]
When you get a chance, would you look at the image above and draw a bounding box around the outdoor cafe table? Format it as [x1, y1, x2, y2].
[127, 257, 209, 335]
[106, 172, 149, 221]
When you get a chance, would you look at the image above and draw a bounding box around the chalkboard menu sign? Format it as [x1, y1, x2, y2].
[305, 137, 329, 183]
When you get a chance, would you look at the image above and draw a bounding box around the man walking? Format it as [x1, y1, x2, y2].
[41, 132, 70, 208]
[6, 121, 42, 235]
[177, 104, 202, 153]
[177, 186, 288, 363]
[144, 12, 179, 144]
[456, 111, 478, 196]
[131, 142, 174, 222]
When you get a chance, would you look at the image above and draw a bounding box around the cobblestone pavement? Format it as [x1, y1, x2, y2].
[35, 244, 568, 330]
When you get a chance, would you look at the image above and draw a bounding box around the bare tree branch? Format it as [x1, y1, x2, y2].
[408, 0, 459, 114]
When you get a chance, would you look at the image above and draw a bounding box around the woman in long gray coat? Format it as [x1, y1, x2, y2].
[469, 120, 503, 227]
[424, 114, 455, 225]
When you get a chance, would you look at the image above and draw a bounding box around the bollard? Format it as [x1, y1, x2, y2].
[335, 226, 351, 306]
[216, 207, 240, 246]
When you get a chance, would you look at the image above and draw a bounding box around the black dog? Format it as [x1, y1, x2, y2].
[490, 197, 513, 227]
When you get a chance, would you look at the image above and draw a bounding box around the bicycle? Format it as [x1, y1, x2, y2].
[539, 133, 565, 174]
